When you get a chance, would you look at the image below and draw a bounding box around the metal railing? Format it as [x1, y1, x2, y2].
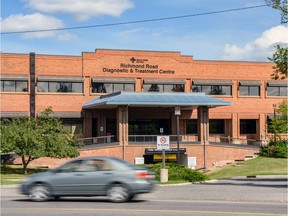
[78, 134, 259, 146]
[78, 135, 115, 145]
[128, 135, 199, 143]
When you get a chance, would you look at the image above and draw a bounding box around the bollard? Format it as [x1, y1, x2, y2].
[160, 168, 168, 183]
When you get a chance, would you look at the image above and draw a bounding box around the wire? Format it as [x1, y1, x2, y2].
[1, 4, 268, 35]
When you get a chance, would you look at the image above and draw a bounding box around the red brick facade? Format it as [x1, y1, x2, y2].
[1, 49, 287, 169]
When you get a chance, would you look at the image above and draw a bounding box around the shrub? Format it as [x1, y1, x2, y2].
[144, 163, 209, 182]
[260, 140, 288, 158]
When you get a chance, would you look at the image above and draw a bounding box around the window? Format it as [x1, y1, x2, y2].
[239, 81, 261, 96]
[240, 119, 256, 134]
[0, 80, 28, 92]
[239, 86, 260, 96]
[92, 83, 134, 93]
[186, 119, 198, 134]
[37, 81, 83, 93]
[266, 81, 287, 97]
[192, 85, 231, 95]
[143, 84, 184, 92]
[267, 86, 287, 96]
[209, 119, 225, 134]
[61, 119, 83, 135]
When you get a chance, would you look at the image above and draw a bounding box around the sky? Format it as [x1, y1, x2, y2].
[1, 0, 287, 61]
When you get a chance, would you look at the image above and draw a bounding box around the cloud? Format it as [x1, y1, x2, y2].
[221, 25, 288, 61]
[25, 0, 134, 21]
[1, 13, 63, 38]
[1, 13, 77, 40]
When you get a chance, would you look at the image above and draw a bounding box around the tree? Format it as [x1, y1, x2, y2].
[268, 100, 288, 141]
[0, 108, 82, 174]
[265, 0, 288, 24]
[265, 1, 288, 80]
[268, 44, 288, 80]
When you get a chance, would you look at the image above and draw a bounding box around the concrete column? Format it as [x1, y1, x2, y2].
[84, 110, 92, 137]
[197, 107, 209, 143]
[116, 106, 129, 146]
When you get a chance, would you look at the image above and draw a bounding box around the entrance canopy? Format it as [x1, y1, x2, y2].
[83, 91, 231, 109]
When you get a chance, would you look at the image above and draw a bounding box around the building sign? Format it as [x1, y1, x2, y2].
[102, 57, 175, 75]
[145, 148, 186, 154]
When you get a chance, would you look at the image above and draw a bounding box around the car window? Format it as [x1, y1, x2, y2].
[57, 160, 83, 173]
[92, 160, 112, 171]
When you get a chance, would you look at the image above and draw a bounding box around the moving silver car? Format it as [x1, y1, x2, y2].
[20, 156, 155, 202]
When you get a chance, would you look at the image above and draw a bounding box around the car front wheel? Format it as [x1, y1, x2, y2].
[107, 184, 130, 203]
[28, 184, 51, 202]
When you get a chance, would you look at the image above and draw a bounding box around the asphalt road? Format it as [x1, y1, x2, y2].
[1, 177, 287, 216]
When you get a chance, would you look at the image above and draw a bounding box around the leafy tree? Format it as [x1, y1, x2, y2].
[0, 108, 82, 174]
[265, 0, 288, 24]
[268, 44, 288, 80]
[268, 100, 288, 141]
[265, 1, 288, 80]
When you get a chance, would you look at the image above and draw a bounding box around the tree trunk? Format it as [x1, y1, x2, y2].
[21, 156, 29, 174]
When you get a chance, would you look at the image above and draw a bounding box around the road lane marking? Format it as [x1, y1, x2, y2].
[2, 207, 286, 216]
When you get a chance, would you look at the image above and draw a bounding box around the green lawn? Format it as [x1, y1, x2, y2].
[207, 157, 288, 179]
[1, 165, 48, 185]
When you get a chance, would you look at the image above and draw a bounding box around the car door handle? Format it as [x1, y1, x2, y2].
[104, 172, 113, 175]
[75, 173, 84, 176]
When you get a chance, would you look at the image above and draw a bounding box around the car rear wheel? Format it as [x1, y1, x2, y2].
[107, 184, 130, 203]
[28, 184, 50, 202]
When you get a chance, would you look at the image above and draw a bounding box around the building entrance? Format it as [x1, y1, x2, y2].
[128, 119, 171, 135]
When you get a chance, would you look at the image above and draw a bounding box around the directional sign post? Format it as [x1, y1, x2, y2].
[157, 136, 170, 169]
[157, 136, 170, 183]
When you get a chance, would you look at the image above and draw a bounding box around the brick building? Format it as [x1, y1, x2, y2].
[1, 49, 287, 169]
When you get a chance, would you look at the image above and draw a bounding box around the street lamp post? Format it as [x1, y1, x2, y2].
[175, 107, 181, 164]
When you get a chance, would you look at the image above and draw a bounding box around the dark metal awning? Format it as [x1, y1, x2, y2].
[83, 91, 231, 109]
[0, 75, 28, 81]
[92, 77, 135, 84]
[144, 79, 186, 85]
[38, 76, 84, 82]
[192, 80, 233, 85]
[239, 81, 261, 86]
[267, 80, 287, 87]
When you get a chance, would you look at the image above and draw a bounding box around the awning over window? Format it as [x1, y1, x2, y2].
[267, 81, 287, 87]
[0, 74, 28, 81]
[83, 91, 231, 109]
[239, 81, 261, 86]
[1, 112, 29, 118]
[38, 76, 84, 82]
[143, 79, 186, 85]
[192, 80, 233, 85]
[37, 112, 83, 118]
[92, 77, 135, 84]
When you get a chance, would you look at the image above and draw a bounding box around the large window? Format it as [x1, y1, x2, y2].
[143, 79, 185, 93]
[240, 119, 256, 134]
[186, 119, 198, 134]
[61, 119, 83, 135]
[143, 84, 184, 92]
[192, 80, 232, 96]
[92, 77, 135, 93]
[239, 81, 261, 96]
[186, 119, 225, 134]
[267, 81, 287, 97]
[37, 76, 83, 93]
[267, 86, 287, 96]
[210, 119, 225, 134]
[0, 80, 28, 92]
[92, 83, 134, 93]
[37, 81, 83, 93]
